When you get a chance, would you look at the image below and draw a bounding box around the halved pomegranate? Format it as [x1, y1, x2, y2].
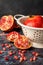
[14, 35, 32, 49]
[6, 31, 21, 42]
[0, 15, 15, 31]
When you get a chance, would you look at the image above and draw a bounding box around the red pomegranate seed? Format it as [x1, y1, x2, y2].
[18, 51, 21, 55]
[18, 50, 21, 52]
[0, 50, 3, 54]
[32, 51, 39, 57]
[33, 56, 37, 61]
[20, 53, 24, 57]
[3, 47, 6, 51]
[6, 46, 9, 48]
[23, 56, 27, 61]
[5, 43, 9, 46]
[35, 53, 39, 56]
[2, 44, 5, 47]
[32, 51, 36, 55]
[6, 44, 11, 48]
[14, 56, 18, 60]
[13, 51, 16, 54]
[19, 57, 23, 62]
[30, 57, 33, 62]
[4, 56, 9, 61]
[9, 44, 12, 48]
[22, 50, 26, 53]
[8, 51, 13, 56]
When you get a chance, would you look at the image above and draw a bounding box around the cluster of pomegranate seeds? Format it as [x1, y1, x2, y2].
[30, 51, 39, 62]
[6, 44, 12, 48]
[32, 51, 39, 56]
[18, 50, 27, 62]
[19, 55, 27, 62]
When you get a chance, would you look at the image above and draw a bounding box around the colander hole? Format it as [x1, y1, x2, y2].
[34, 32, 36, 33]
[37, 30, 38, 32]
[39, 37, 40, 39]
[36, 35, 38, 37]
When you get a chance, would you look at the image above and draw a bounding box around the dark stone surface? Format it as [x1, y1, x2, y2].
[0, 29, 43, 65]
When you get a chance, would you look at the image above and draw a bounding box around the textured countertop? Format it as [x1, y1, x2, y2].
[0, 29, 43, 65]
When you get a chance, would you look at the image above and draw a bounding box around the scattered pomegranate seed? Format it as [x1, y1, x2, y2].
[4, 56, 9, 61]
[8, 51, 13, 56]
[5, 43, 9, 46]
[32, 51, 39, 57]
[9, 44, 12, 48]
[19, 56, 27, 62]
[6, 44, 11, 48]
[2, 44, 5, 47]
[0, 50, 3, 54]
[18, 50, 21, 52]
[18, 51, 21, 55]
[18, 50, 25, 57]
[14, 56, 18, 60]
[32, 51, 36, 55]
[13, 51, 16, 54]
[23, 56, 27, 61]
[3, 47, 6, 51]
[33, 56, 37, 61]
[30, 57, 33, 62]
[35, 53, 39, 57]
[19, 57, 23, 62]
[6, 46, 9, 48]
[22, 50, 26, 53]
[19, 53, 24, 57]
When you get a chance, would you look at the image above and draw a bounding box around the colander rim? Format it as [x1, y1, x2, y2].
[17, 16, 43, 30]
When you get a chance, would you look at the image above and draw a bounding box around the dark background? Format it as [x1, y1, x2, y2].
[0, 0, 43, 17]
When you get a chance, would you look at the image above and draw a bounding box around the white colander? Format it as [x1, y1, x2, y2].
[14, 14, 43, 48]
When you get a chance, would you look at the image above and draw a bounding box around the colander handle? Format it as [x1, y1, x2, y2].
[14, 14, 24, 21]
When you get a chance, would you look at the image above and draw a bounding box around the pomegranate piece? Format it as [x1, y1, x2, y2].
[6, 31, 21, 42]
[0, 15, 14, 31]
[14, 35, 32, 49]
